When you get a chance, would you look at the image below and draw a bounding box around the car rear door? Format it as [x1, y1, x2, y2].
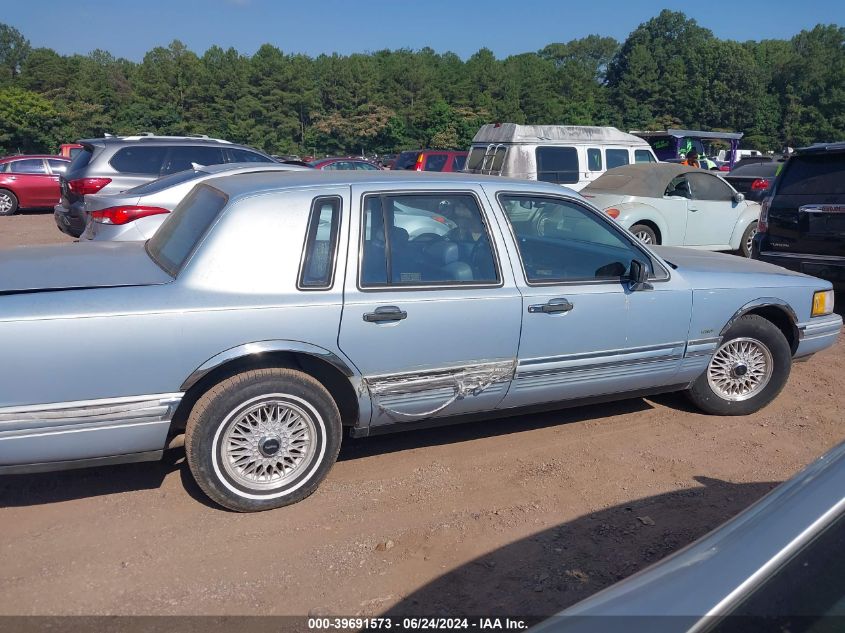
[489, 189, 692, 409]
[765, 152, 845, 258]
[338, 184, 522, 430]
[684, 172, 743, 248]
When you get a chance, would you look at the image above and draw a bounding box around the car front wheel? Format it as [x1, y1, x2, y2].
[685, 314, 791, 416]
[185, 368, 342, 512]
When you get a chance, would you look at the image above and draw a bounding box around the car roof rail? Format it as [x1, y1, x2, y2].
[118, 133, 233, 144]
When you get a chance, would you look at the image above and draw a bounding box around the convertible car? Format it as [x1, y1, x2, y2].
[582, 163, 761, 257]
[0, 171, 839, 511]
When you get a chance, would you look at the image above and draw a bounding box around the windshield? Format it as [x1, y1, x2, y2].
[146, 184, 228, 277]
[127, 169, 208, 195]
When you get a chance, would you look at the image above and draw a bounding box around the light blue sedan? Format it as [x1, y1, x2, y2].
[0, 171, 840, 511]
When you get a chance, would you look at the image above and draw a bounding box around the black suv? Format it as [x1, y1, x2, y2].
[54, 134, 275, 237]
[752, 143, 845, 287]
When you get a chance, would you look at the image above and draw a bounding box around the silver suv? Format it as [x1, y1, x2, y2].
[54, 134, 275, 237]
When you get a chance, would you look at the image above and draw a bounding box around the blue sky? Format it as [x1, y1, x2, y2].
[5, 0, 844, 60]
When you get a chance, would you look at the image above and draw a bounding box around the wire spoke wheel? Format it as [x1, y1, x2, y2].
[220, 399, 317, 491]
[707, 337, 773, 402]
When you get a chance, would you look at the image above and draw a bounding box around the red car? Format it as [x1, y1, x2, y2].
[309, 157, 382, 170]
[391, 150, 468, 172]
[0, 155, 70, 216]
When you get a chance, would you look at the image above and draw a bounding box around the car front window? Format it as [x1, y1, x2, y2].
[499, 194, 652, 283]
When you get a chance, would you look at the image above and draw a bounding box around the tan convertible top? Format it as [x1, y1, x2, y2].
[582, 163, 704, 198]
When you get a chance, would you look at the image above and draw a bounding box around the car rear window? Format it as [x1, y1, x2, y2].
[146, 184, 228, 276]
[536, 147, 579, 184]
[777, 154, 845, 195]
[110, 146, 169, 175]
[729, 162, 781, 178]
[68, 145, 94, 173]
[393, 151, 421, 170]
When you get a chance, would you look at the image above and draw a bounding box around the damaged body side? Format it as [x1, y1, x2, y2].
[361, 360, 517, 424]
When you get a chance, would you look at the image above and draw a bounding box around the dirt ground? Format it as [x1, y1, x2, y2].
[0, 211, 843, 618]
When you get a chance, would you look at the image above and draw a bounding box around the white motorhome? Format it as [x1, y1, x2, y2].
[464, 123, 658, 191]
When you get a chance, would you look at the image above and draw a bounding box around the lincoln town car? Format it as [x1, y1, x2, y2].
[0, 171, 840, 511]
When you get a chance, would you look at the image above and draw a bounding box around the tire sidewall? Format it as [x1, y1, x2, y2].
[188, 372, 341, 511]
[690, 315, 791, 415]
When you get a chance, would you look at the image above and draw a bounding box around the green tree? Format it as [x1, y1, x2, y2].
[0, 87, 65, 153]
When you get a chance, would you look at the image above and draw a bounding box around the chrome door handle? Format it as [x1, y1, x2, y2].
[528, 298, 574, 314]
[363, 306, 408, 323]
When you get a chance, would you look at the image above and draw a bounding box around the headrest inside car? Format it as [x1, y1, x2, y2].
[425, 240, 459, 265]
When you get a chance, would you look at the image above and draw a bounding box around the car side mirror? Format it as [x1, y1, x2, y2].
[733, 192, 745, 203]
[628, 259, 653, 292]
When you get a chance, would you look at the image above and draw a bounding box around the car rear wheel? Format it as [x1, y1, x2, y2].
[685, 315, 791, 416]
[185, 368, 342, 512]
[0, 189, 19, 216]
[739, 222, 758, 258]
[630, 223, 658, 245]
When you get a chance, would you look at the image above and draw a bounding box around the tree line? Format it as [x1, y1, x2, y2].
[0, 10, 842, 157]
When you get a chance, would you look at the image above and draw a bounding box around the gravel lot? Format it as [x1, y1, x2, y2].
[0, 211, 842, 617]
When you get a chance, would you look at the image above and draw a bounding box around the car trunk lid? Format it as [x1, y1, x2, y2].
[0, 242, 172, 294]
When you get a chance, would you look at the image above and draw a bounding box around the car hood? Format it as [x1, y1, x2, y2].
[651, 246, 819, 289]
[0, 242, 172, 294]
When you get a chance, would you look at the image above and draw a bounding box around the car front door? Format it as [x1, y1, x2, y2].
[489, 190, 692, 409]
[338, 186, 522, 429]
[684, 172, 742, 248]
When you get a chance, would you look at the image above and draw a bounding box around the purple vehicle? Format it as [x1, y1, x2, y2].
[632, 129, 744, 170]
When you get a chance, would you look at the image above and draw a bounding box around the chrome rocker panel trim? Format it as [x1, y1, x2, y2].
[0, 393, 182, 472]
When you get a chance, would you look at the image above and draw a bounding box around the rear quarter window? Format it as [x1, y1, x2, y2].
[777, 154, 845, 196]
[146, 185, 228, 276]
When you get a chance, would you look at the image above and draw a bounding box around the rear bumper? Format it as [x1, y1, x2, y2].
[53, 201, 86, 238]
[753, 242, 845, 287]
[0, 393, 181, 474]
[795, 314, 843, 359]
